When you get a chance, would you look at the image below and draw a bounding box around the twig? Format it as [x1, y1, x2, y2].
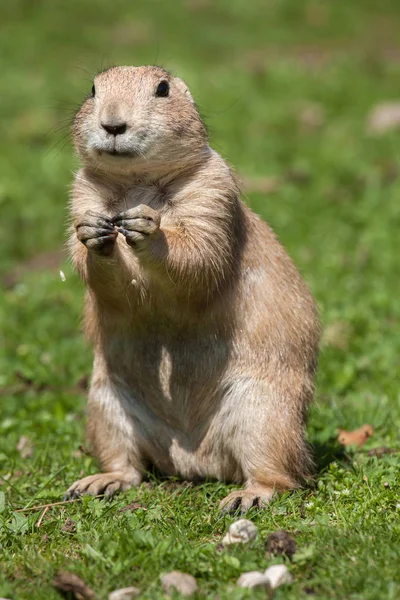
[14, 495, 103, 513]
[36, 505, 49, 527]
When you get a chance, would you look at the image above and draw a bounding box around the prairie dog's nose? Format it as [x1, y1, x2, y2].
[101, 121, 127, 136]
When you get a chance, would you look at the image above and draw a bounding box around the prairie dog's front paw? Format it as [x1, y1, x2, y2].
[76, 210, 117, 256]
[64, 469, 142, 500]
[111, 204, 160, 250]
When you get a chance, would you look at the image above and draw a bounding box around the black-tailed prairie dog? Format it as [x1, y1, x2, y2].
[65, 65, 320, 511]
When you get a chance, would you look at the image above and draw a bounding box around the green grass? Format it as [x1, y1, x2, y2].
[1, 1, 400, 598]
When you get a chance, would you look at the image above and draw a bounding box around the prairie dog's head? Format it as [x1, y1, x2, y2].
[73, 65, 208, 176]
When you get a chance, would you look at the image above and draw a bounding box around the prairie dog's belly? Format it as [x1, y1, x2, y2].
[103, 329, 230, 410]
[97, 330, 241, 480]
[123, 393, 243, 483]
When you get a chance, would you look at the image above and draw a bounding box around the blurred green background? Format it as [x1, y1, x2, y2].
[1, 1, 400, 599]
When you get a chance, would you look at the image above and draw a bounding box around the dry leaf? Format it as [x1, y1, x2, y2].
[16, 436, 34, 459]
[338, 424, 374, 447]
[53, 571, 95, 600]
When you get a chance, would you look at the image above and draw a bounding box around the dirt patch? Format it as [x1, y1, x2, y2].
[367, 447, 399, 458]
[118, 502, 147, 513]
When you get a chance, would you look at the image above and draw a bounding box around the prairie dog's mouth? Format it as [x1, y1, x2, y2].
[98, 149, 139, 158]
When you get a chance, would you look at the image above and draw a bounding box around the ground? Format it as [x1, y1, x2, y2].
[1, 1, 400, 598]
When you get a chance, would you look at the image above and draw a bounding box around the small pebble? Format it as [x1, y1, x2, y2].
[265, 530, 297, 560]
[160, 571, 198, 597]
[222, 518, 258, 547]
[109, 587, 140, 600]
[264, 564, 293, 589]
[16, 435, 34, 459]
[367, 102, 400, 134]
[237, 571, 270, 589]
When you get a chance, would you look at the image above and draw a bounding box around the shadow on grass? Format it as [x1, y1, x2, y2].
[144, 440, 346, 495]
[311, 438, 347, 474]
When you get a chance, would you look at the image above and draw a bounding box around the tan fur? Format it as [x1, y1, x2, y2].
[65, 66, 320, 510]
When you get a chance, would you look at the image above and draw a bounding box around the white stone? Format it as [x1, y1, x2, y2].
[160, 571, 198, 597]
[264, 564, 293, 589]
[237, 571, 271, 589]
[222, 518, 258, 546]
[108, 587, 140, 600]
[367, 102, 400, 134]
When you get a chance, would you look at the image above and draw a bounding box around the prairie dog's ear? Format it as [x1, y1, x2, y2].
[173, 77, 194, 103]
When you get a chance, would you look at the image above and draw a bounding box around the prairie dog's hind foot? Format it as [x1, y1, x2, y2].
[219, 485, 274, 514]
[64, 468, 142, 500]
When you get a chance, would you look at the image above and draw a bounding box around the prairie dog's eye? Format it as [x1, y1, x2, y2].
[91, 85, 95, 97]
[156, 80, 169, 97]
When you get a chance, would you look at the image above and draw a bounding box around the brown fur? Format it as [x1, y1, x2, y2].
[65, 65, 320, 510]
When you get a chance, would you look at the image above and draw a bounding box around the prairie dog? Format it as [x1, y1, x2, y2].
[65, 65, 320, 511]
